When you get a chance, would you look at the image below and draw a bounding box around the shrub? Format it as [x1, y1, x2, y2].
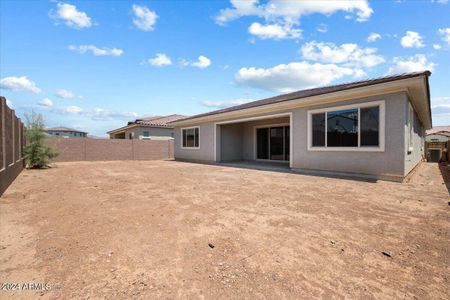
[23, 112, 58, 168]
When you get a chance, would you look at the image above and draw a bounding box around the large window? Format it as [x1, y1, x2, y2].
[308, 101, 385, 151]
[182, 127, 199, 149]
[327, 108, 358, 147]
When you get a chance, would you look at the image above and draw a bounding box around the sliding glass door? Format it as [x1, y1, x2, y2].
[256, 125, 290, 161]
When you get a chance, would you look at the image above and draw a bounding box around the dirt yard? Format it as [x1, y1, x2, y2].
[0, 161, 449, 299]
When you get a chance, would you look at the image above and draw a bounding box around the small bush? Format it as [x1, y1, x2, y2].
[23, 112, 58, 168]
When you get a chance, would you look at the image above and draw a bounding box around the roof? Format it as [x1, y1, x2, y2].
[133, 114, 188, 127]
[426, 126, 450, 135]
[107, 114, 189, 134]
[45, 127, 87, 133]
[172, 71, 431, 124]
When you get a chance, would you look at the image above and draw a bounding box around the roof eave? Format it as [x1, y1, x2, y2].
[170, 72, 432, 128]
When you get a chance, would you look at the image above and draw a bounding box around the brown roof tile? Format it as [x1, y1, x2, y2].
[134, 114, 189, 127]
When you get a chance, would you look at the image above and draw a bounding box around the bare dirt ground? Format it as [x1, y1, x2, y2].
[1, 161, 449, 299]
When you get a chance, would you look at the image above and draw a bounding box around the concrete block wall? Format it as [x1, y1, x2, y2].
[45, 138, 174, 162]
[0, 96, 25, 196]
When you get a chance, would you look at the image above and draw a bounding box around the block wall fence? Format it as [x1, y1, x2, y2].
[0, 96, 25, 196]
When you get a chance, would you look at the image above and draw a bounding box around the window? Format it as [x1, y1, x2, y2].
[327, 109, 358, 147]
[312, 113, 325, 147]
[360, 106, 379, 146]
[308, 101, 385, 151]
[182, 127, 199, 149]
[143, 131, 149, 137]
[256, 125, 289, 161]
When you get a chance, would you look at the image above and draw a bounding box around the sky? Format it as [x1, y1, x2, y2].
[1, 0, 449, 136]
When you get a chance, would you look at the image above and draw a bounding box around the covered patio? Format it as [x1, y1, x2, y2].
[214, 113, 292, 167]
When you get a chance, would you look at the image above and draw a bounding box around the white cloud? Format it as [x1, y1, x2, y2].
[180, 56, 212, 69]
[400, 31, 425, 48]
[51, 2, 92, 29]
[431, 97, 450, 126]
[192, 56, 212, 68]
[55, 89, 80, 99]
[0, 76, 41, 94]
[54, 105, 138, 121]
[235, 61, 355, 93]
[132, 4, 158, 31]
[431, 0, 448, 4]
[146, 53, 172, 67]
[367, 32, 381, 42]
[386, 54, 436, 75]
[316, 23, 328, 33]
[90, 108, 138, 121]
[215, 0, 373, 25]
[68, 45, 123, 56]
[248, 22, 301, 40]
[39, 98, 54, 107]
[300, 41, 385, 68]
[201, 98, 254, 109]
[215, 1, 371, 41]
[433, 44, 442, 50]
[438, 28, 450, 45]
[59, 105, 83, 114]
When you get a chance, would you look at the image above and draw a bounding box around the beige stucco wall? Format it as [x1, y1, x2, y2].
[174, 122, 215, 161]
[174, 92, 422, 180]
[404, 98, 425, 175]
[117, 126, 174, 139]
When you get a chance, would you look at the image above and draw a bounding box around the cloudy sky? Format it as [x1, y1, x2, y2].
[1, 0, 449, 136]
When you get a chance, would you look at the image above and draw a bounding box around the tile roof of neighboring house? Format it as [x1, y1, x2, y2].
[132, 114, 189, 127]
[171, 71, 431, 123]
[426, 126, 450, 135]
[45, 127, 87, 133]
[107, 114, 189, 134]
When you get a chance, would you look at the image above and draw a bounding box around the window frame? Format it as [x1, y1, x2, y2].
[181, 126, 200, 149]
[307, 100, 385, 152]
[253, 123, 290, 162]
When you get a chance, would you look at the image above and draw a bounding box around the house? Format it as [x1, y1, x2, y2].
[169, 71, 432, 182]
[425, 126, 450, 162]
[107, 114, 188, 140]
[45, 127, 87, 138]
[425, 126, 450, 142]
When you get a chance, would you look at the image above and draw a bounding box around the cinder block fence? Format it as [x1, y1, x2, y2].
[0, 97, 25, 196]
[44, 138, 174, 162]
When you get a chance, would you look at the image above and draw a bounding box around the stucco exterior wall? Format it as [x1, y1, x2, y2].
[220, 123, 244, 162]
[426, 134, 449, 142]
[174, 92, 421, 180]
[174, 122, 215, 161]
[290, 93, 407, 179]
[47, 131, 86, 138]
[404, 99, 425, 175]
[122, 126, 174, 139]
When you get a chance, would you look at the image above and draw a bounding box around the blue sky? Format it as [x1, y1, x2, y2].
[1, 0, 449, 136]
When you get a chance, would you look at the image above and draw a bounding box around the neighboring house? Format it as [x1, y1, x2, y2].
[45, 127, 87, 138]
[107, 114, 188, 140]
[170, 71, 432, 182]
[425, 126, 450, 162]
